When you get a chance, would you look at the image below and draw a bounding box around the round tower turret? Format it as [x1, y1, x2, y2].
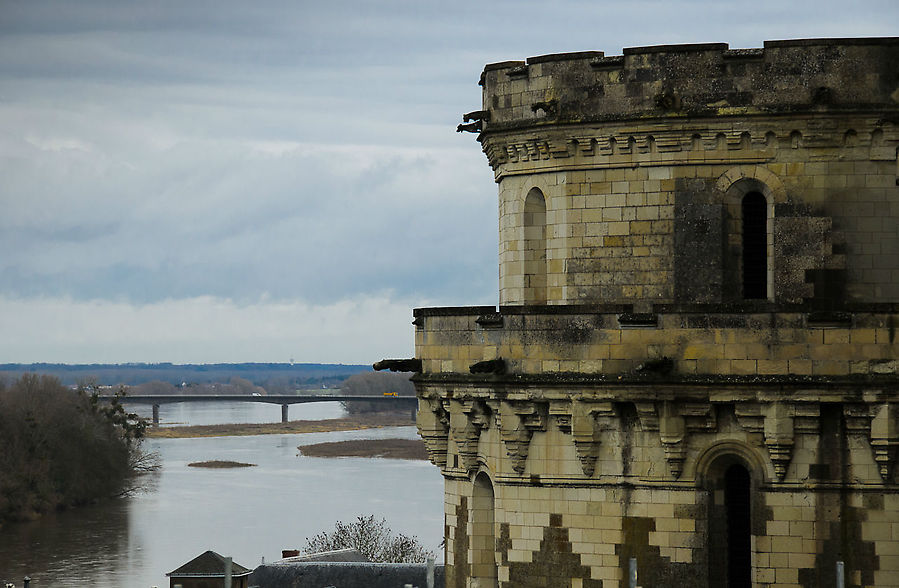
[470, 39, 899, 307]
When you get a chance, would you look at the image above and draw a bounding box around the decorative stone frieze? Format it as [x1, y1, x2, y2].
[658, 401, 687, 479]
[871, 403, 899, 481]
[570, 401, 616, 477]
[548, 401, 572, 434]
[416, 394, 449, 469]
[499, 401, 547, 474]
[449, 399, 491, 473]
[763, 403, 795, 481]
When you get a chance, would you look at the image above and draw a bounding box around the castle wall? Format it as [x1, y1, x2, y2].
[415, 38, 899, 588]
[422, 380, 899, 588]
[494, 120, 899, 306]
[442, 473, 899, 588]
[415, 307, 898, 378]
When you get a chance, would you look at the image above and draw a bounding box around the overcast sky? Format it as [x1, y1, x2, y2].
[1, 0, 895, 364]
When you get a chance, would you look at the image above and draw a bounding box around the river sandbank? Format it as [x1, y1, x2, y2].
[145, 413, 415, 438]
[298, 438, 428, 460]
[188, 460, 257, 468]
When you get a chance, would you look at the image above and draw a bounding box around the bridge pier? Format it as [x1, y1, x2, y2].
[152, 404, 160, 426]
[281, 404, 289, 423]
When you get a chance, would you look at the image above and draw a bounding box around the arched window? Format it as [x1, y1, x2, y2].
[741, 192, 768, 299]
[523, 188, 547, 304]
[725, 464, 752, 588]
[698, 446, 761, 588]
[470, 473, 497, 587]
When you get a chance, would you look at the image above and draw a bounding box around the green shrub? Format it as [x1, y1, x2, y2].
[0, 374, 155, 525]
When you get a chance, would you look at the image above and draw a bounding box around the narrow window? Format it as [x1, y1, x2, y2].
[470, 473, 497, 588]
[523, 188, 547, 304]
[725, 464, 752, 588]
[741, 192, 767, 299]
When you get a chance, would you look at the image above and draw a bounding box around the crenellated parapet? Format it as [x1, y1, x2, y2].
[478, 39, 899, 134]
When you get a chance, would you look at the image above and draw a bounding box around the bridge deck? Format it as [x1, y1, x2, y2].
[96, 394, 417, 424]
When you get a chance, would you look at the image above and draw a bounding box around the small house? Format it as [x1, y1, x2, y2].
[166, 550, 251, 588]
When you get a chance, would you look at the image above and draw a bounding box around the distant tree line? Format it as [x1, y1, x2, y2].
[339, 372, 415, 415]
[128, 376, 266, 396]
[0, 375, 157, 527]
[0, 362, 371, 389]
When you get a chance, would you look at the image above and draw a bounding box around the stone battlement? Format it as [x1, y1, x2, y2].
[478, 38, 899, 132]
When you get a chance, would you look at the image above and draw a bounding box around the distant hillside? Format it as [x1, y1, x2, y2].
[0, 363, 371, 389]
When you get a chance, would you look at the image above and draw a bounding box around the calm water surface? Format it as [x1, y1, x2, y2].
[0, 402, 444, 588]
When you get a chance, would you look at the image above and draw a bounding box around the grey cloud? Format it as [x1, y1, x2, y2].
[1, 132, 497, 305]
[1, 0, 896, 362]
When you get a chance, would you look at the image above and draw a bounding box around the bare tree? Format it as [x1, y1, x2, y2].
[302, 515, 435, 563]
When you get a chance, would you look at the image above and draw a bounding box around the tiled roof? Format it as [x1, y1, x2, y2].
[167, 550, 252, 577]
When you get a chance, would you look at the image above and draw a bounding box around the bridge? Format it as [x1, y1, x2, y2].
[100, 394, 418, 425]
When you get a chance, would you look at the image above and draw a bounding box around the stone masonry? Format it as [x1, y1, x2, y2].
[404, 39, 899, 588]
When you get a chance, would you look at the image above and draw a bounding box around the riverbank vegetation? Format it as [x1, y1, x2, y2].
[144, 412, 415, 438]
[298, 438, 428, 460]
[0, 375, 157, 527]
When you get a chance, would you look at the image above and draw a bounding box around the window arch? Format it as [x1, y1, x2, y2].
[724, 463, 752, 588]
[696, 444, 764, 588]
[523, 188, 547, 304]
[741, 192, 768, 299]
[470, 472, 497, 587]
[716, 167, 783, 303]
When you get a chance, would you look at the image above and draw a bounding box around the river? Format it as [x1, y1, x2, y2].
[0, 402, 444, 588]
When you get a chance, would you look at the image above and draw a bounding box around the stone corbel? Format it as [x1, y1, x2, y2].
[792, 403, 820, 434]
[499, 401, 546, 474]
[870, 403, 898, 482]
[764, 403, 795, 481]
[572, 401, 616, 477]
[634, 402, 660, 431]
[844, 403, 873, 438]
[549, 401, 572, 434]
[449, 399, 490, 473]
[417, 396, 449, 469]
[465, 399, 492, 432]
[659, 401, 687, 479]
[682, 402, 716, 432]
[734, 402, 765, 434]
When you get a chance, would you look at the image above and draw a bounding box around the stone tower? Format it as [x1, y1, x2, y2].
[410, 38, 899, 587]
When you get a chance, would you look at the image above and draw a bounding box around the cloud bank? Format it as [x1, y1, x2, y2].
[0, 294, 416, 364]
[1, 0, 895, 362]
